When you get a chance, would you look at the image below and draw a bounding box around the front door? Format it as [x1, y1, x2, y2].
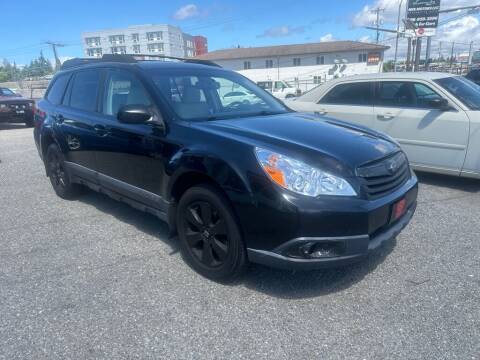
[373, 81, 470, 173]
[94, 68, 168, 211]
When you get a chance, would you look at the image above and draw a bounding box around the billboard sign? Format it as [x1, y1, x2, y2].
[406, 0, 441, 37]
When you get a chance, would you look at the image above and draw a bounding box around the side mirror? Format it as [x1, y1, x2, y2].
[117, 105, 152, 124]
[428, 98, 450, 111]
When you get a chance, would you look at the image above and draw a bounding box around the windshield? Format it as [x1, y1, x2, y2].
[148, 68, 288, 121]
[434, 76, 480, 110]
[0, 88, 16, 96]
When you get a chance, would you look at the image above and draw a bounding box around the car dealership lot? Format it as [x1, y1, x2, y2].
[0, 125, 479, 359]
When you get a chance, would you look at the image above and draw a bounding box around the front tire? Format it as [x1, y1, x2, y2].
[46, 143, 82, 199]
[176, 184, 247, 281]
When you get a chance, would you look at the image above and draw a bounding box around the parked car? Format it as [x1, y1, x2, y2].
[465, 69, 480, 86]
[221, 90, 259, 107]
[288, 72, 480, 179]
[256, 80, 300, 99]
[34, 55, 418, 281]
[0, 87, 35, 127]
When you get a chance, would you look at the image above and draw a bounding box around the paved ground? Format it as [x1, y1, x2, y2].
[0, 125, 479, 360]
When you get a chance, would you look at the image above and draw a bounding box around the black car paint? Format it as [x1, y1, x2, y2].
[34, 61, 418, 269]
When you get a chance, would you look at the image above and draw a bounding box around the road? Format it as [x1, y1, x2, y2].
[0, 125, 479, 359]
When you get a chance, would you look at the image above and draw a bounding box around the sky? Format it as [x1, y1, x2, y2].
[1, 0, 479, 65]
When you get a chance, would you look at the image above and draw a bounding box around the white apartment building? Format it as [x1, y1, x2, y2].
[197, 41, 389, 91]
[82, 24, 199, 59]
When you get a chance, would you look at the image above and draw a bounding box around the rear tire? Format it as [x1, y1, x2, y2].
[46, 143, 82, 199]
[176, 184, 247, 281]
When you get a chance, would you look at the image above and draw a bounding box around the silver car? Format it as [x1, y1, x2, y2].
[287, 72, 480, 179]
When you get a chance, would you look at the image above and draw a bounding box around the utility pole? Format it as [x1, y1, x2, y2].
[394, 0, 404, 72]
[406, 38, 412, 71]
[45, 41, 65, 71]
[450, 42, 455, 71]
[371, 7, 385, 44]
[414, 37, 422, 71]
[425, 37, 432, 71]
[468, 41, 474, 67]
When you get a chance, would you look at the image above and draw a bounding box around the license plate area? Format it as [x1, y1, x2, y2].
[16, 110, 25, 114]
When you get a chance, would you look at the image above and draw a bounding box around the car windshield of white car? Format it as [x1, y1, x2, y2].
[149, 69, 288, 121]
[435, 77, 480, 110]
[0, 88, 16, 96]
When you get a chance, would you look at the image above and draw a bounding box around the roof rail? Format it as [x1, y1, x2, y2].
[61, 54, 220, 70]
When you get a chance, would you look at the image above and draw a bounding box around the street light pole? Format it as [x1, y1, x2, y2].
[394, 0, 404, 72]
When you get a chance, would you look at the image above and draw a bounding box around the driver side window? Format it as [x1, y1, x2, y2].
[103, 70, 152, 116]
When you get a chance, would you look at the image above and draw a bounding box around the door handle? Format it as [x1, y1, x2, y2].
[377, 113, 395, 120]
[93, 124, 109, 137]
[315, 110, 328, 116]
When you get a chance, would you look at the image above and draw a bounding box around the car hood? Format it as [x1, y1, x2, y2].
[0, 96, 28, 102]
[194, 112, 400, 176]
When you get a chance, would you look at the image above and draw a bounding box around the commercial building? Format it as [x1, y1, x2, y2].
[197, 41, 389, 91]
[82, 24, 208, 58]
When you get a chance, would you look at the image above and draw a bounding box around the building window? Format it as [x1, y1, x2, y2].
[131, 33, 139, 43]
[313, 76, 322, 84]
[265, 59, 274, 68]
[87, 48, 102, 57]
[85, 37, 101, 47]
[186, 40, 194, 48]
[110, 46, 127, 55]
[243, 61, 251, 70]
[293, 58, 301, 66]
[147, 31, 163, 41]
[109, 35, 125, 45]
[133, 45, 141, 54]
[186, 49, 194, 57]
[147, 43, 164, 53]
[358, 53, 367, 62]
[316, 56, 325, 65]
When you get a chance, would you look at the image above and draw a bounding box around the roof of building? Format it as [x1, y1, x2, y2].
[196, 41, 389, 61]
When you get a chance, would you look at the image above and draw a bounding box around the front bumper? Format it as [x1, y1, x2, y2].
[247, 201, 416, 270]
[244, 175, 418, 270]
[0, 109, 33, 123]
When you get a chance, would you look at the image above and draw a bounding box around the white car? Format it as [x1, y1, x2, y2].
[221, 90, 259, 107]
[257, 80, 299, 100]
[287, 72, 480, 179]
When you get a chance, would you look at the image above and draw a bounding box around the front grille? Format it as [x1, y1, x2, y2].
[357, 152, 410, 199]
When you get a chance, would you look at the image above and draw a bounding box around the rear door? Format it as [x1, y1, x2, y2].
[315, 81, 375, 128]
[57, 68, 105, 182]
[373, 80, 470, 173]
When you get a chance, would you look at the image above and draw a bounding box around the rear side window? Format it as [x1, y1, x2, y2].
[320, 82, 373, 106]
[46, 74, 70, 105]
[68, 70, 101, 112]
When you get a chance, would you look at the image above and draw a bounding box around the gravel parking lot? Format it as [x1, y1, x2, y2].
[0, 125, 479, 360]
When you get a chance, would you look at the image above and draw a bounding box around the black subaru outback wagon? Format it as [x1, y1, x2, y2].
[34, 55, 418, 281]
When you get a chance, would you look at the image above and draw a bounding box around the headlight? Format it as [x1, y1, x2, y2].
[255, 147, 357, 197]
[0, 104, 6, 108]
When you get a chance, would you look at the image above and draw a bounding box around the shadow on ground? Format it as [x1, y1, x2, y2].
[416, 171, 480, 193]
[73, 186, 396, 299]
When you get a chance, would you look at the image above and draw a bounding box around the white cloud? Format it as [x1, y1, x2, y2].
[257, 26, 306, 38]
[358, 35, 372, 43]
[173, 4, 200, 20]
[320, 33, 335, 42]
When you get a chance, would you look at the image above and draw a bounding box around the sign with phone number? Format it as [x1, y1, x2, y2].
[406, 0, 441, 37]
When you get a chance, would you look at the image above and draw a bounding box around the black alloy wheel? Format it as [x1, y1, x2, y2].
[46, 143, 82, 199]
[184, 201, 229, 268]
[177, 185, 247, 281]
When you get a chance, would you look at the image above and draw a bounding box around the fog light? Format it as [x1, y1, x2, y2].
[285, 241, 345, 259]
